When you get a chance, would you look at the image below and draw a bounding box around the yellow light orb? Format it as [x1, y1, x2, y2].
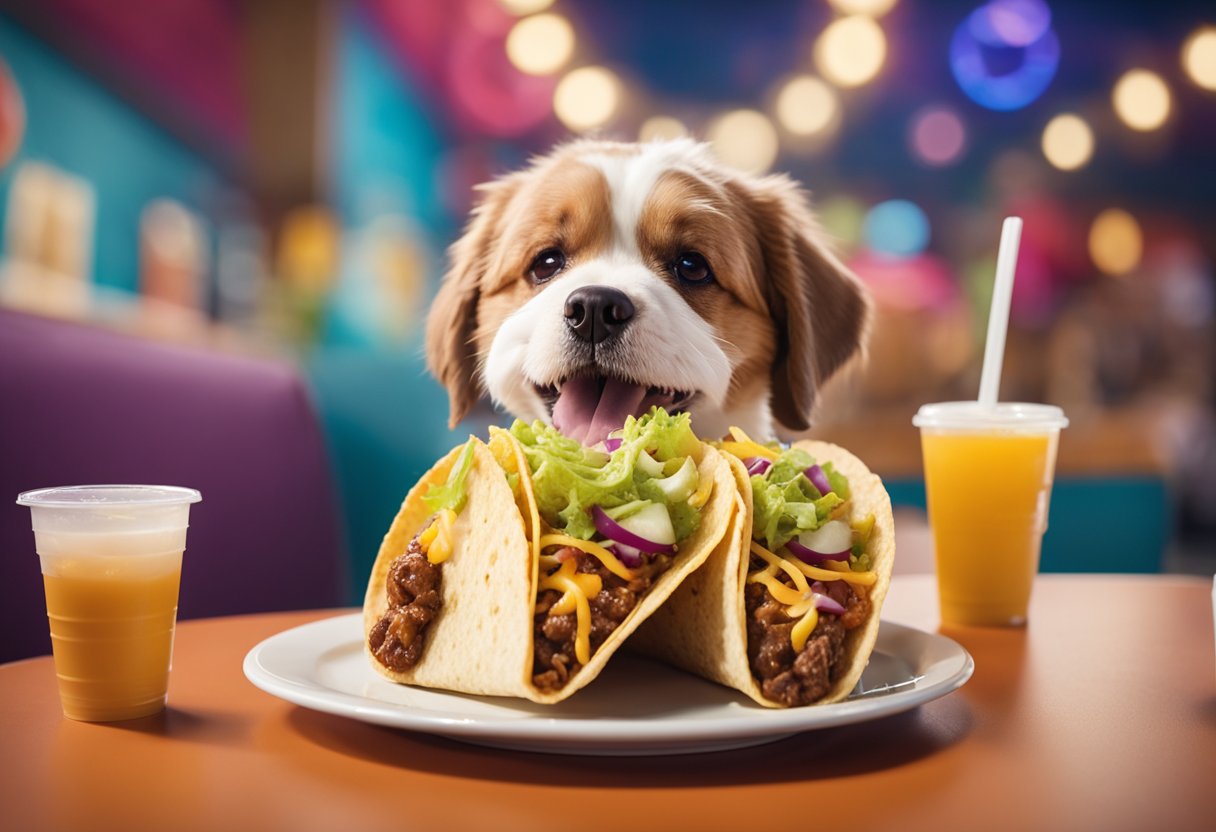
[1088, 209, 1143, 276]
[814, 16, 887, 88]
[639, 116, 688, 142]
[827, 0, 898, 16]
[1041, 113, 1094, 171]
[1182, 27, 1216, 90]
[498, 0, 554, 16]
[506, 14, 575, 76]
[707, 109, 779, 174]
[1112, 69, 1171, 131]
[774, 75, 839, 137]
[553, 67, 620, 132]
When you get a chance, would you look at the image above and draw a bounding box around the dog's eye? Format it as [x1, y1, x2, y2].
[529, 248, 566, 284]
[673, 251, 713, 285]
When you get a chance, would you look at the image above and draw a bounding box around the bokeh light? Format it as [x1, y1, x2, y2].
[827, 0, 898, 17]
[1041, 113, 1093, 170]
[817, 194, 868, 251]
[1088, 208, 1143, 276]
[638, 116, 688, 142]
[553, 66, 620, 132]
[774, 75, 839, 137]
[982, 0, 1051, 47]
[814, 16, 887, 88]
[707, 109, 779, 174]
[1182, 27, 1216, 90]
[950, 1, 1059, 111]
[1112, 69, 1171, 131]
[505, 14, 575, 76]
[863, 199, 930, 258]
[909, 106, 967, 167]
[498, 0, 554, 16]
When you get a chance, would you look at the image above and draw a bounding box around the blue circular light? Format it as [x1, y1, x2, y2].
[863, 200, 930, 259]
[950, 1, 1059, 111]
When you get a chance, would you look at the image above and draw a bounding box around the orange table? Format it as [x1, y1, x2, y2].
[2, 574, 1214, 832]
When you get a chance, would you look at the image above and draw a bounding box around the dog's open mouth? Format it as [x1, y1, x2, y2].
[537, 376, 695, 446]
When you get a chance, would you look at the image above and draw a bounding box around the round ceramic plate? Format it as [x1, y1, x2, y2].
[243, 613, 973, 756]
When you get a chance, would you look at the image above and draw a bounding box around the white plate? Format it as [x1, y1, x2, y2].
[243, 613, 973, 756]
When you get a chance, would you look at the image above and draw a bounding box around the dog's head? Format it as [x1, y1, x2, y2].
[426, 138, 870, 443]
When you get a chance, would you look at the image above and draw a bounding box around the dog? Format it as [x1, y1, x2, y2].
[425, 138, 870, 445]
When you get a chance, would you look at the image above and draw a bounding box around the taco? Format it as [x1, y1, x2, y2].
[633, 429, 895, 707]
[362, 408, 736, 704]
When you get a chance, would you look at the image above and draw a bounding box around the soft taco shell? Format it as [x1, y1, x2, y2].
[632, 440, 896, 707]
[362, 436, 739, 704]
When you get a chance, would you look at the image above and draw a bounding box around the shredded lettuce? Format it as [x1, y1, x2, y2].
[751, 447, 850, 550]
[423, 438, 477, 513]
[509, 408, 703, 541]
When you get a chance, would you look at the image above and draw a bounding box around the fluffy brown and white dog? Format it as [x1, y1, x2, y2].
[426, 138, 870, 445]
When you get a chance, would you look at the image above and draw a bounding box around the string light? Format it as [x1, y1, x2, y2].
[863, 199, 931, 259]
[827, 0, 898, 16]
[815, 16, 887, 88]
[909, 106, 967, 167]
[707, 110, 779, 174]
[774, 76, 839, 137]
[950, 1, 1059, 111]
[638, 116, 688, 142]
[1112, 69, 1171, 131]
[1088, 209, 1143, 276]
[553, 67, 620, 132]
[498, 0, 554, 15]
[1041, 113, 1093, 171]
[506, 14, 575, 76]
[1182, 27, 1216, 90]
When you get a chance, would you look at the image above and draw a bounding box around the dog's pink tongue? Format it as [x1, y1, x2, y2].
[552, 377, 649, 446]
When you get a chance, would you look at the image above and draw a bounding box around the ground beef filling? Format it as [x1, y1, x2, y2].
[745, 559, 872, 707]
[368, 529, 443, 672]
[531, 549, 670, 692]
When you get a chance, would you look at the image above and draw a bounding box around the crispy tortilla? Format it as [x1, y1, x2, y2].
[362, 435, 737, 704]
[632, 440, 895, 707]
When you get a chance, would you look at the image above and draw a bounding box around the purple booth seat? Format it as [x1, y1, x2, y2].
[0, 309, 348, 663]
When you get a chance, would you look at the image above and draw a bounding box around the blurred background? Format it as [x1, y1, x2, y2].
[1, 0, 1213, 607]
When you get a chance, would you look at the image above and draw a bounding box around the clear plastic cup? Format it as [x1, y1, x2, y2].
[913, 403, 1068, 626]
[16, 485, 201, 721]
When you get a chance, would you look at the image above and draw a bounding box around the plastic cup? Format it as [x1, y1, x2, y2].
[912, 403, 1068, 626]
[16, 485, 201, 721]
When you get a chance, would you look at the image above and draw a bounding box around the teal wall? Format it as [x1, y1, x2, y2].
[885, 476, 1169, 573]
[309, 7, 470, 601]
[0, 17, 221, 292]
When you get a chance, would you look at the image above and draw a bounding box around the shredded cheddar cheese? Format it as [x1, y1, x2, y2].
[687, 465, 715, 508]
[422, 509, 458, 564]
[789, 605, 820, 652]
[748, 570, 804, 606]
[538, 559, 602, 664]
[749, 541, 876, 587]
[747, 539, 877, 651]
[538, 534, 636, 580]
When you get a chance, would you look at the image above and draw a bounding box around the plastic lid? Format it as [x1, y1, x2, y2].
[912, 402, 1069, 431]
[17, 485, 202, 508]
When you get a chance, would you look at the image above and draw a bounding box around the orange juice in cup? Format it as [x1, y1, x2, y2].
[17, 485, 201, 721]
[913, 403, 1067, 626]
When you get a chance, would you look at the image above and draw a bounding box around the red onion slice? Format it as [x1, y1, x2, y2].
[604, 437, 623, 452]
[813, 593, 847, 616]
[592, 505, 675, 554]
[805, 464, 832, 496]
[744, 456, 772, 476]
[606, 540, 643, 567]
[785, 538, 850, 564]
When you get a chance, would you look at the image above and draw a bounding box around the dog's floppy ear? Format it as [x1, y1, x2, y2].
[426, 176, 521, 427]
[737, 175, 871, 432]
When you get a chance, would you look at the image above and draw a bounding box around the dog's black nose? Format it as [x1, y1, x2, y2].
[563, 286, 635, 344]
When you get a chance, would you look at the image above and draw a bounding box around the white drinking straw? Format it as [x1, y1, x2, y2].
[977, 216, 1024, 407]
